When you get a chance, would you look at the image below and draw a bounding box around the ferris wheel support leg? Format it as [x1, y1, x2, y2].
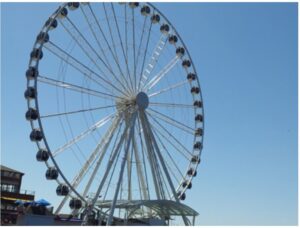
[138, 112, 162, 201]
[82, 114, 135, 225]
[143, 113, 191, 226]
[107, 113, 137, 226]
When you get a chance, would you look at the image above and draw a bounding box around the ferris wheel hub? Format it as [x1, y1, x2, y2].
[136, 92, 149, 110]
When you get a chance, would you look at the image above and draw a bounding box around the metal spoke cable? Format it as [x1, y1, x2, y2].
[40, 105, 116, 119]
[149, 102, 195, 109]
[132, 8, 137, 92]
[37, 75, 118, 100]
[147, 113, 193, 158]
[139, 35, 168, 90]
[147, 108, 194, 135]
[148, 80, 188, 98]
[43, 41, 127, 97]
[52, 113, 115, 157]
[137, 17, 153, 91]
[110, 3, 133, 94]
[102, 3, 134, 94]
[79, 5, 130, 95]
[143, 56, 180, 91]
[134, 16, 147, 87]
[59, 16, 120, 90]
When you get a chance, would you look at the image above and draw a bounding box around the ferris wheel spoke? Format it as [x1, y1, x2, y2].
[44, 42, 127, 97]
[110, 3, 133, 93]
[37, 75, 118, 100]
[151, 126, 186, 181]
[135, 17, 147, 89]
[137, 19, 153, 92]
[52, 113, 115, 157]
[148, 80, 189, 98]
[149, 102, 195, 109]
[102, 3, 134, 94]
[131, 8, 138, 92]
[138, 34, 167, 90]
[147, 108, 194, 135]
[40, 105, 115, 119]
[79, 6, 129, 95]
[147, 113, 193, 158]
[82, 118, 123, 199]
[79, 4, 131, 95]
[143, 56, 180, 91]
[59, 17, 121, 89]
[54, 116, 121, 214]
[151, 122, 190, 160]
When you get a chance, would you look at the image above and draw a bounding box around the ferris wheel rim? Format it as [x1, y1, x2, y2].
[25, 2, 204, 223]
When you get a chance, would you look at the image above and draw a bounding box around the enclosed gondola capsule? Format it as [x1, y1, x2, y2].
[182, 181, 192, 189]
[26, 67, 38, 80]
[195, 114, 203, 122]
[36, 32, 49, 44]
[160, 24, 170, 35]
[57, 7, 68, 19]
[195, 128, 203, 137]
[67, 2, 80, 10]
[24, 87, 36, 100]
[30, 129, 43, 142]
[176, 47, 185, 57]
[129, 2, 139, 8]
[36, 149, 49, 162]
[182, 59, 191, 68]
[191, 87, 200, 94]
[193, 142, 202, 150]
[46, 167, 59, 180]
[168, 35, 178, 44]
[69, 198, 82, 209]
[187, 73, 196, 81]
[187, 168, 197, 177]
[141, 5, 151, 16]
[191, 155, 200, 164]
[151, 14, 160, 24]
[25, 108, 38, 121]
[45, 18, 58, 30]
[56, 184, 70, 196]
[177, 191, 186, 200]
[193, 100, 202, 108]
[30, 48, 43, 60]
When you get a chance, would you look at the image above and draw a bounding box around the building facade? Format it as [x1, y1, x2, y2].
[0, 165, 35, 225]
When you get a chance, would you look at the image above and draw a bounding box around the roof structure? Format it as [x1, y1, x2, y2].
[95, 200, 199, 217]
[0, 165, 24, 174]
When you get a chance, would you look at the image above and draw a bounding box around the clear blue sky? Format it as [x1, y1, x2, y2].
[1, 2, 298, 225]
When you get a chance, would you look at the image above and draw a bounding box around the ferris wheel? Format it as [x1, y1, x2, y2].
[25, 2, 204, 226]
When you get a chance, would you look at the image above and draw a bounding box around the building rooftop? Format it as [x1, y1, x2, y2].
[0, 165, 24, 175]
